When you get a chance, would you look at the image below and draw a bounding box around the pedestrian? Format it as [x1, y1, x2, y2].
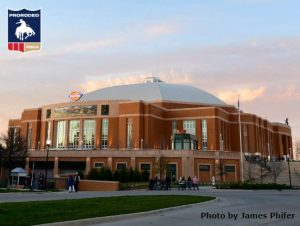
[74, 172, 80, 192]
[166, 176, 171, 190]
[192, 176, 199, 190]
[187, 176, 192, 190]
[67, 175, 74, 192]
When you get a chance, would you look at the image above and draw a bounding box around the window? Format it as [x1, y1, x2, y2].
[46, 121, 51, 143]
[83, 120, 95, 149]
[46, 109, 51, 119]
[224, 165, 235, 173]
[56, 121, 66, 148]
[167, 164, 177, 182]
[127, 118, 132, 149]
[27, 123, 32, 149]
[199, 164, 210, 172]
[116, 163, 126, 170]
[101, 105, 109, 115]
[183, 120, 196, 135]
[69, 120, 80, 149]
[140, 163, 151, 171]
[101, 118, 109, 149]
[94, 162, 104, 168]
[53, 105, 97, 118]
[202, 120, 208, 150]
[172, 121, 177, 134]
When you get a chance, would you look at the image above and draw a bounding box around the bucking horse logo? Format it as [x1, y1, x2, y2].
[8, 9, 41, 53]
[15, 19, 36, 41]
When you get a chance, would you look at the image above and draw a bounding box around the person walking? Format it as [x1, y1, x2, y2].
[192, 176, 199, 190]
[74, 172, 80, 192]
[67, 175, 74, 193]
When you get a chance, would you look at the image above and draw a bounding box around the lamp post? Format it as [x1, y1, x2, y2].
[287, 147, 292, 188]
[45, 140, 51, 189]
[238, 95, 244, 182]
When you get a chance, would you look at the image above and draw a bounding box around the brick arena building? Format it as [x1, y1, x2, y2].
[8, 77, 292, 183]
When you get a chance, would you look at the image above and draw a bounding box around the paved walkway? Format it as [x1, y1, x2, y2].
[1, 189, 300, 226]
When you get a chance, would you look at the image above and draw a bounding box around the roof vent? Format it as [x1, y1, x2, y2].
[143, 76, 163, 83]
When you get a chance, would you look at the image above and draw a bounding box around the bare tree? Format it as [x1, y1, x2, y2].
[154, 156, 169, 179]
[266, 161, 283, 184]
[245, 156, 270, 183]
[0, 129, 28, 185]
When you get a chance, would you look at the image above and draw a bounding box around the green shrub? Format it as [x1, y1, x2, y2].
[216, 182, 290, 190]
[141, 170, 150, 182]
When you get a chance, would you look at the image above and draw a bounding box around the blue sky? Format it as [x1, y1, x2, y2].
[0, 0, 300, 151]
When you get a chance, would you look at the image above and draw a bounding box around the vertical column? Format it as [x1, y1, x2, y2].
[214, 151, 220, 182]
[182, 157, 188, 178]
[65, 121, 69, 149]
[85, 157, 91, 175]
[108, 157, 112, 169]
[25, 157, 30, 174]
[131, 156, 136, 168]
[188, 157, 194, 177]
[79, 119, 84, 149]
[53, 157, 59, 177]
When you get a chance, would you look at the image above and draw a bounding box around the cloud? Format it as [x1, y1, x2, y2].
[14, 37, 125, 59]
[272, 85, 300, 101]
[78, 70, 194, 93]
[216, 87, 266, 104]
[145, 23, 179, 37]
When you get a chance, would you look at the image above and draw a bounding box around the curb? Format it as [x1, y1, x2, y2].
[36, 197, 218, 226]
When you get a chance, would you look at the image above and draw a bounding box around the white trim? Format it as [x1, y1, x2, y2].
[94, 162, 105, 168]
[116, 162, 127, 170]
[139, 162, 152, 178]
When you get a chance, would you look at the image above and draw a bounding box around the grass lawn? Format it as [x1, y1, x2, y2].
[0, 195, 215, 226]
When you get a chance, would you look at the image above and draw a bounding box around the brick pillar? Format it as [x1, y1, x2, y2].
[131, 157, 136, 168]
[85, 157, 91, 175]
[53, 157, 59, 177]
[108, 157, 112, 169]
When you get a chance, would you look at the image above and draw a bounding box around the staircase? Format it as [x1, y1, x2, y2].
[244, 161, 300, 187]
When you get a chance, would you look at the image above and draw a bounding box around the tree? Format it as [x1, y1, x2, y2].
[244, 156, 270, 183]
[0, 129, 28, 185]
[154, 156, 169, 179]
[266, 161, 283, 184]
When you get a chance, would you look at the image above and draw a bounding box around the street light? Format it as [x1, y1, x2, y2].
[45, 139, 51, 189]
[287, 147, 292, 188]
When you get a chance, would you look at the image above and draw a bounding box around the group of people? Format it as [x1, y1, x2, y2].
[149, 176, 172, 190]
[67, 172, 80, 192]
[178, 176, 199, 190]
[148, 175, 200, 190]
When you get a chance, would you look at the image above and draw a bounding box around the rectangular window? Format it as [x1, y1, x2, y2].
[56, 121, 66, 148]
[27, 123, 32, 149]
[116, 163, 126, 170]
[183, 120, 196, 135]
[101, 118, 109, 149]
[202, 119, 208, 150]
[101, 105, 109, 115]
[53, 105, 97, 118]
[46, 109, 51, 119]
[140, 163, 151, 171]
[46, 121, 51, 143]
[94, 162, 104, 168]
[127, 118, 132, 149]
[83, 120, 96, 149]
[224, 165, 235, 173]
[68, 120, 80, 149]
[199, 164, 210, 172]
[172, 121, 177, 134]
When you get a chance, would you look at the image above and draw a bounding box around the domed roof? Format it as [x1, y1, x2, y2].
[80, 77, 226, 105]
